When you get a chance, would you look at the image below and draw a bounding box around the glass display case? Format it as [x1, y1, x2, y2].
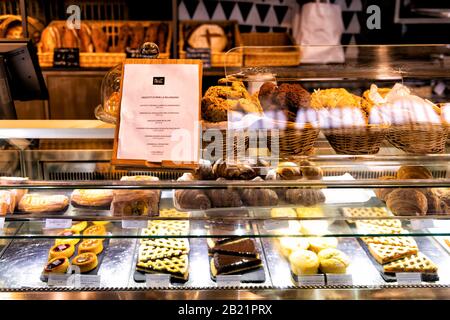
[0, 45, 450, 300]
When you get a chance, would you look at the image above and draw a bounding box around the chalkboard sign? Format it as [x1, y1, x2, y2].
[186, 48, 211, 68]
[53, 48, 80, 67]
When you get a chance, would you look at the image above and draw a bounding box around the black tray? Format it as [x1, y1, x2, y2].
[209, 255, 266, 283]
[40, 237, 110, 282]
[356, 238, 439, 283]
[133, 269, 188, 284]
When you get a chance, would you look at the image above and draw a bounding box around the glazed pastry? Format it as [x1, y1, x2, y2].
[174, 189, 211, 210]
[71, 221, 88, 233]
[308, 237, 338, 254]
[18, 194, 69, 213]
[83, 225, 107, 237]
[188, 24, 227, 52]
[78, 239, 104, 255]
[44, 257, 70, 274]
[72, 253, 98, 273]
[0, 191, 15, 215]
[240, 177, 278, 206]
[374, 176, 397, 202]
[212, 158, 257, 180]
[55, 229, 80, 246]
[266, 162, 302, 181]
[289, 249, 319, 275]
[278, 237, 310, 258]
[386, 189, 428, 216]
[210, 253, 262, 276]
[317, 248, 350, 274]
[91, 25, 108, 52]
[285, 188, 326, 206]
[71, 189, 113, 208]
[397, 166, 433, 180]
[48, 243, 75, 260]
[206, 180, 242, 208]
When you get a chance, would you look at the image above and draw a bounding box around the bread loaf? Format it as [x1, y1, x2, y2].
[206, 178, 242, 207]
[212, 159, 256, 180]
[397, 166, 433, 180]
[91, 25, 108, 52]
[374, 175, 397, 202]
[386, 189, 428, 216]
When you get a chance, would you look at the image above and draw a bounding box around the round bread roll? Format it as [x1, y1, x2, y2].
[278, 237, 309, 258]
[374, 175, 397, 202]
[188, 24, 227, 52]
[308, 237, 338, 254]
[397, 166, 433, 180]
[386, 189, 428, 216]
[318, 248, 350, 274]
[269, 162, 302, 180]
[289, 249, 319, 275]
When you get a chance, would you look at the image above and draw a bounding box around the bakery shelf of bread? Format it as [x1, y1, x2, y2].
[240, 32, 301, 67]
[179, 20, 242, 67]
[37, 20, 172, 68]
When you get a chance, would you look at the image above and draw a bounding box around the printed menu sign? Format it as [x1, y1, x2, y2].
[113, 59, 202, 168]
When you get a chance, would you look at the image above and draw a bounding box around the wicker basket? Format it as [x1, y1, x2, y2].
[38, 20, 172, 68]
[241, 32, 301, 67]
[201, 121, 249, 159]
[324, 125, 389, 155]
[387, 123, 449, 154]
[179, 20, 242, 67]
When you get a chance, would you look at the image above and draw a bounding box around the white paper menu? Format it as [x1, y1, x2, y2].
[116, 62, 200, 164]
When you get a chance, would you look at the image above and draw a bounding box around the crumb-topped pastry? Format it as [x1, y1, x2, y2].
[44, 257, 70, 274]
[83, 225, 107, 237]
[71, 189, 113, 208]
[71, 221, 88, 233]
[72, 253, 98, 273]
[49, 243, 75, 260]
[78, 239, 104, 255]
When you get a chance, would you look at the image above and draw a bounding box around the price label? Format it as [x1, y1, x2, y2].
[186, 48, 211, 68]
[263, 220, 290, 231]
[45, 219, 72, 229]
[296, 274, 326, 286]
[411, 220, 434, 230]
[396, 272, 422, 285]
[48, 274, 73, 287]
[326, 274, 353, 286]
[145, 274, 171, 288]
[0, 217, 5, 229]
[216, 274, 242, 287]
[122, 220, 147, 229]
[53, 48, 80, 67]
[73, 274, 101, 288]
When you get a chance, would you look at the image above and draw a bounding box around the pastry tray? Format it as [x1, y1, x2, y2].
[40, 237, 111, 282]
[356, 237, 439, 283]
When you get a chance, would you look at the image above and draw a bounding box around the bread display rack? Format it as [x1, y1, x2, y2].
[37, 20, 172, 68]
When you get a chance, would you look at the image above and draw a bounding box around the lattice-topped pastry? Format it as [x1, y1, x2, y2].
[140, 238, 189, 251]
[136, 254, 189, 280]
[342, 207, 392, 223]
[368, 243, 418, 264]
[362, 236, 418, 249]
[359, 219, 402, 228]
[383, 253, 438, 273]
[159, 208, 190, 218]
[144, 220, 190, 236]
[356, 221, 406, 235]
[138, 245, 188, 262]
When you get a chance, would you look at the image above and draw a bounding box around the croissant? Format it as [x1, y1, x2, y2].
[206, 178, 242, 207]
[374, 175, 397, 202]
[386, 189, 427, 216]
[240, 177, 278, 206]
[212, 158, 256, 180]
[396, 166, 433, 180]
[299, 160, 323, 180]
[175, 189, 211, 210]
[285, 188, 325, 207]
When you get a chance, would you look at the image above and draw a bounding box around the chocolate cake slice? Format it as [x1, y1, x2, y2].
[211, 253, 262, 276]
[209, 238, 258, 257]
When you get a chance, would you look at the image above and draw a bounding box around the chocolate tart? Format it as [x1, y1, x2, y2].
[210, 253, 262, 276]
[78, 239, 103, 255]
[48, 243, 75, 260]
[72, 252, 98, 273]
[209, 238, 258, 257]
[55, 229, 80, 246]
[44, 257, 70, 274]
